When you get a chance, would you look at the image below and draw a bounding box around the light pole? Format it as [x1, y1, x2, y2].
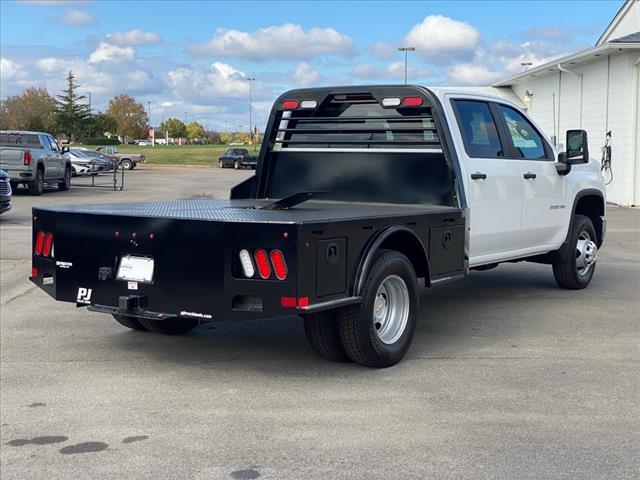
[521, 62, 533, 71]
[246, 77, 255, 149]
[397, 47, 415, 84]
[86, 92, 92, 111]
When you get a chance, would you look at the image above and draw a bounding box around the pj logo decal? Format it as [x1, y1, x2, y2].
[76, 287, 92, 305]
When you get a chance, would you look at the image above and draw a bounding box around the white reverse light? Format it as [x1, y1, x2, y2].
[300, 100, 317, 109]
[381, 97, 401, 107]
[239, 249, 255, 278]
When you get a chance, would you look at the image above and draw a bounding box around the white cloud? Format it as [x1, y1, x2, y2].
[60, 9, 95, 26]
[447, 63, 502, 85]
[405, 15, 480, 60]
[293, 62, 320, 87]
[35, 57, 68, 73]
[167, 62, 251, 104]
[88, 42, 135, 64]
[1, 58, 21, 79]
[188, 23, 354, 60]
[370, 42, 397, 60]
[350, 61, 431, 81]
[107, 29, 161, 47]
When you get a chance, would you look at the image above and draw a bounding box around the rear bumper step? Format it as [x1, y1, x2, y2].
[88, 304, 182, 322]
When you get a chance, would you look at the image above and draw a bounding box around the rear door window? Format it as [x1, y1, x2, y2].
[497, 105, 549, 159]
[452, 100, 504, 158]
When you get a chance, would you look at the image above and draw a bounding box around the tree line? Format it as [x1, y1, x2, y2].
[0, 71, 210, 144]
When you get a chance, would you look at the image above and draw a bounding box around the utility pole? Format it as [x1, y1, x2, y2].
[247, 77, 255, 149]
[86, 92, 92, 111]
[397, 47, 415, 84]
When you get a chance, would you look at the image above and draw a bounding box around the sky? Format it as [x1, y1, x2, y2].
[0, 0, 624, 132]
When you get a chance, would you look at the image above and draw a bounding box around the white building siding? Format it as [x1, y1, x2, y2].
[602, 0, 639, 42]
[507, 51, 638, 205]
[635, 60, 640, 205]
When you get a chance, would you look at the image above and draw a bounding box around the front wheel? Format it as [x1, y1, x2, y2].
[138, 317, 199, 335]
[338, 250, 419, 368]
[553, 215, 598, 289]
[234, 160, 240, 170]
[218, 160, 224, 168]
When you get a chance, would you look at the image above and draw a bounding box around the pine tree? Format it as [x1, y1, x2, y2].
[55, 71, 91, 141]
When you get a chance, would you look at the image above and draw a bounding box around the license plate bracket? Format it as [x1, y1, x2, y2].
[116, 255, 154, 283]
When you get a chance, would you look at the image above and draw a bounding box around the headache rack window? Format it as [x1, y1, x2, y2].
[273, 101, 439, 150]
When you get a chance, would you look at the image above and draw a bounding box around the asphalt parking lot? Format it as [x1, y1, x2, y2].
[1, 167, 638, 479]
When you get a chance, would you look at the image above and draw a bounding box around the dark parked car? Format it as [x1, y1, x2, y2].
[0, 169, 12, 214]
[218, 148, 257, 169]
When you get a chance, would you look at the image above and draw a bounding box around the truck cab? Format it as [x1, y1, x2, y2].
[430, 87, 605, 267]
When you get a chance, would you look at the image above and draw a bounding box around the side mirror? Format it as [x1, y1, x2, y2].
[564, 129, 589, 164]
[61, 146, 70, 153]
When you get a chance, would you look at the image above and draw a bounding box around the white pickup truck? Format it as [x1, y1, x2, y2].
[30, 86, 606, 367]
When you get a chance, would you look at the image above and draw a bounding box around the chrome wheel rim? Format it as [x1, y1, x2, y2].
[576, 230, 597, 276]
[373, 275, 410, 345]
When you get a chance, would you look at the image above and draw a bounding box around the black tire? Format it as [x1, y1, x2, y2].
[553, 215, 598, 289]
[138, 317, 199, 335]
[234, 160, 240, 170]
[28, 169, 44, 196]
[58, 167, 71, 191]
[338, 250, 419, 368]
[218, 160, 224, 168]
[303, 311, 351, 363]
[121, 159, 133, 170]
[112, 314, 148, 332]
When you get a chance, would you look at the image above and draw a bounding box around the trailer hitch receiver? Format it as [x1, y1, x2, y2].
[119, 295, 148, 311]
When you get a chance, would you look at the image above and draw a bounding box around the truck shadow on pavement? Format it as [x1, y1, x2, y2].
[105, 262, 577, 373]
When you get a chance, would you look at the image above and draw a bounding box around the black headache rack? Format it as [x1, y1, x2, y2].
[233, 85, 465, 208]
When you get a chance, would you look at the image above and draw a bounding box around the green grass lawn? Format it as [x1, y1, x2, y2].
[116, 144, 259, 166]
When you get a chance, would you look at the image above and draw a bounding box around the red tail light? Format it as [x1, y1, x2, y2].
[34, 231, 45, 255]
[402, 96, 423, 107]
[280, 296, 297, 308]
[31, 267, 38, 278]
[281, 100, 299, 110]
[24, 150, 32, 166]
[269, 250, 288, 280]
[254, 249, 272, 279]
[43, 233, 54, 257]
